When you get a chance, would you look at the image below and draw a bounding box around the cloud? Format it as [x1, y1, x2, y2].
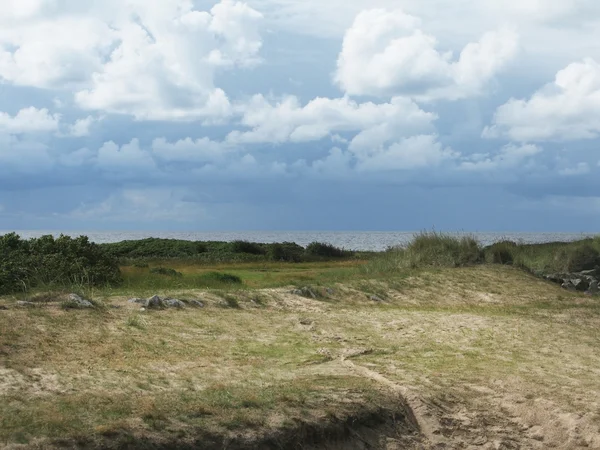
[0, 107, 60, 134]
[70, 187, 209, 222]
[0, 0, 264, 122]
[484, 58, 600, 141]
[354, 135, 458, 171]
[152, 137, 231, 163]
[460, 143, 542, 171]
[66, 116, 96, 137]
[0, 134, 53, 174]
[96, 139, 156, 172]
[227, 94, 436, 144]
[334, 9, 518, 100]
[559, 162, 591, 176]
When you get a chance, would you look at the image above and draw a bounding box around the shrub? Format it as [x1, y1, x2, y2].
[564, 244, 600, 272]
[229, 240, 266, 255]
[305, 242, 349, 258]
[268, 242, 304, 262]
[0, 233, 121, 295]
[198, 272, 242, 285]
[102, 238, 207, 258]
[150, 267, 183, 277]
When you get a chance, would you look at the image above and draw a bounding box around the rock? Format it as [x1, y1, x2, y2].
[587, 281, 599, 295]
[164, 298, 186, 308]
[561, 281, 576, 292]
[325, 288, 335, 295]
[572, 279, 590, 292]
[17, 301, 36, 308]
[128, 298, 146, 305]
[68, 294, 94, 308]
[147, 295, 166, 309]
[0, 305, 8, 310]
[299, 318, 314, 326]
[370, 295, 385, 302]
[291, 287, 317, 299]
[189, 300, 205, 308]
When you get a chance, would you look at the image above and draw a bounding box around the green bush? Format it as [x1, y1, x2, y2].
[404, 232, 483, 268]
[268, 242, 304, 262]
[229, 240, 267, 255]
[305, 242, 349, 258]
[102, 238, 207, 258]
[563, 244, 600, 272]
[198, 272, 242, 285]
[0, 233, 121, 294]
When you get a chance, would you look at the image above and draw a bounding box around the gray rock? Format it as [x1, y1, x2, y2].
[291, 287, 317, 299]
[572, 279, 590, 292]
[147, 295, 166, 309]
[189, 300, 205, 308]
[561, 281, 576, 292]
[325, 288, 335, 295]
[164, 298, 186, 308]
[16, 301, 36, 308]
[370, 295, 385, 302]
[587, 281, 599, 295]
[68, 294, 94, 308]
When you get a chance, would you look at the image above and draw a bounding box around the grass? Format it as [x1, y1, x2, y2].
[2, 234, 600, 448]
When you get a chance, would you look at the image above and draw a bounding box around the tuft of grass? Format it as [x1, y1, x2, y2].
[126, 314, 148, 330]
[363, 232, 482, 274]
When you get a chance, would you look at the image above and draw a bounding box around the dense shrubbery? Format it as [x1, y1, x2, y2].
[102, 238, 207, 258]
[305, 242, 350, 258]
[102, 238, 352, 262]
[150, 267, 183, 277]
[268, 242, 305, 262]
[230, 240, 267, 255]
[0, 233, 121, 294]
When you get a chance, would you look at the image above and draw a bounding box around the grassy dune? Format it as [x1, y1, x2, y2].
[1, 233, 600, 448]
[2, 259, 600, 448]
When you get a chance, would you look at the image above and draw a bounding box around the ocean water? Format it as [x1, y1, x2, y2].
[1, 230, 596, 252]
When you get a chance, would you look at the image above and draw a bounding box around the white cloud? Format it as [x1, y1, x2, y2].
[0, 0, 264, 122]
[0, 107, 60, 134]
[59, 148, 95, 167]
[95, 139, 156, 172]
[152, 137, 230, 163]
[485, 58, 600, 141]
[460, 143, 542, 171]
[67, 116, 96, 137]
[227, 94, 436, 144]
[0, 134, 53, 174]
[334, 9, 518, 100]
[354, 135, 458, 171]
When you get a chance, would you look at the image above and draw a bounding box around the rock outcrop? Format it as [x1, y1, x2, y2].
[544, 269, 600, 295]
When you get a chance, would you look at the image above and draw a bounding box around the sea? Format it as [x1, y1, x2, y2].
[1, 230, 596, 252]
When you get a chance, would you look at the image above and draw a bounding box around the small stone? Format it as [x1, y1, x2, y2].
[291, 287, 317, 299]
[299, 318, 314, 326]
[587, 281, 599, 295]
[189, 300, 205, 308]
[370, 295, 385, 302]
[128, 298, 146, 305]
[561, 281, 576, 292]
[325, 288, 335, 295]
[0, 305, 8, 310]
[17, 301, 36, 308]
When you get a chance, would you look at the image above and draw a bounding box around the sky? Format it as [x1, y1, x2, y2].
[0, 0, 599, 232]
